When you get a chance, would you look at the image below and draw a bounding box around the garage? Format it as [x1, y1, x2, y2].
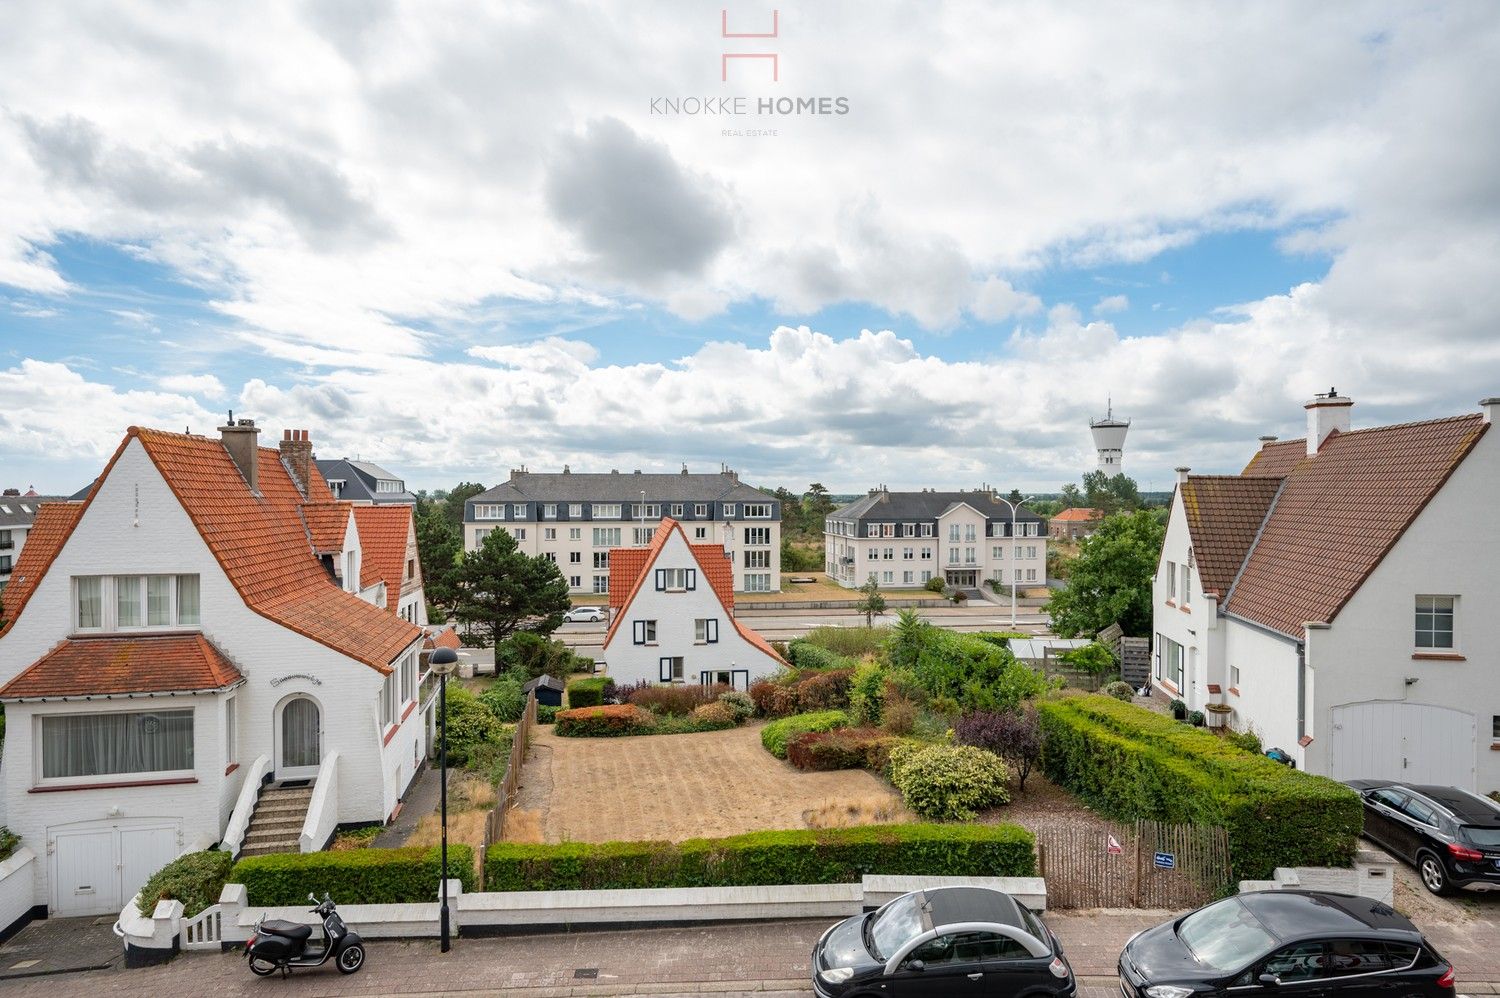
[50, 819, 181, 917]
[1329, 701, 1476, 790]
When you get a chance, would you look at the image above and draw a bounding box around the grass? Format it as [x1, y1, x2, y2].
[330, 826, 381, 851]
[802, 796, 917, 829]
[502, 808, 545, 844]
[404, 811, 488, 880]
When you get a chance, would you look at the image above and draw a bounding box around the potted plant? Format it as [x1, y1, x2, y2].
[1169, 698, 1187, 720]
[1205, 702, 1233, 729]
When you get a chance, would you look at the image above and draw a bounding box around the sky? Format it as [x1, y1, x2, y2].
[2, 2, 1499, 497]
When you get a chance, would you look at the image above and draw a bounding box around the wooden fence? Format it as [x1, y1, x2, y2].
[1034, 819, 1231, 909]
[483, 690, 538, 848]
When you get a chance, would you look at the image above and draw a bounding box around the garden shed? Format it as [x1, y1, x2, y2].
[523, 674, 565, 707]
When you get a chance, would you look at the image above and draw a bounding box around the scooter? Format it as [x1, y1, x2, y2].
[244, 892, 366, 977]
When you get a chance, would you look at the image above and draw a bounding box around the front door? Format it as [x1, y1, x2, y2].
[278, 696, 322, 779]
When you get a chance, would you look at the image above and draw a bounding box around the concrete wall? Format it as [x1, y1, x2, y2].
[0, 848, 38, 939]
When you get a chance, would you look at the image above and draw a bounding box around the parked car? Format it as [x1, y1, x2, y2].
[1119, 890, 1454, 998]
[1344, 780, 1500, 895]
[562, 605, 607, 623]
[811, 886, 1073, 997]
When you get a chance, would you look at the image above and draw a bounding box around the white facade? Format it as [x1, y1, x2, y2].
[825, 498, 1047, 591]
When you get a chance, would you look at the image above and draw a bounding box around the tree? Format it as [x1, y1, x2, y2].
[954, 707, 1045, 790]
[453, 529, 571, 647]
[1059, 483, 1082, 509]
[856, 575, 887, 627]
[802, 482, 835, 523]
[1006, 488, 1024, 505]
[415, 500, 462, 621]
[442, 481, 487, 531]
[1046, 510, 1165, 637]
[1082, 471, 1142, 516]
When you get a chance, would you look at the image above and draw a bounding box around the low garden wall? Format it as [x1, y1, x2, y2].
[0, 846, 39, 943]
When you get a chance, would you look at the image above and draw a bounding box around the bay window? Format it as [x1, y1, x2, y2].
[41, 708, 194, 780]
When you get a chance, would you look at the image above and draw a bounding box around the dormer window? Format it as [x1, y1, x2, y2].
[376, 479, 405, 493]
[75, 574, 201, 631]
[327, 479, 345, 497]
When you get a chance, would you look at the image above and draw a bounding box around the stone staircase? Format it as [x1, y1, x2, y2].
[239, 784, 313, 857]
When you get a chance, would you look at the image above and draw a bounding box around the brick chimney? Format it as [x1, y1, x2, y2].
[279, 429, 315, 498]
[218, 411, 261, 492]
[1304, 388, 1352, 455]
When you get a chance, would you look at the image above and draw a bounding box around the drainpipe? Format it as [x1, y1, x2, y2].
[1296, 640, 1306, 741]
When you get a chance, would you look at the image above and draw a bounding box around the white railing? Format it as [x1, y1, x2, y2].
[181, 904, 224, 950]
[221, 754, 271, 857]
[299, 750, 340, 853]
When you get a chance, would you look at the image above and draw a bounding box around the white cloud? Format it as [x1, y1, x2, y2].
[1094, 294, 1129, 315]
[972, 277, 1043, 322]
[156, 373, 226, 399]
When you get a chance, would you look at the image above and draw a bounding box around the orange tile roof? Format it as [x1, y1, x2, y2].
[608, 549, 650, 611]
[602, 519, 679, 646]
[1221, 414, 1487, 636]
[425, 626, 461, 651]
[1242, 438, 1308, 477]
[1178, 477, 1283, 597]
[0, 502, 82, 638]
[0, 633, 244, 699]
[1050, 507, 1100, 522]
[300, 502, 352, 553]
[353, 504, 413, 598]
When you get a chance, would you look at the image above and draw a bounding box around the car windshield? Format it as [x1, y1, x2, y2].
[868, 895, 925, 962]
[1177, 898, 1278, 972]
[1463, 826, 1500, 848]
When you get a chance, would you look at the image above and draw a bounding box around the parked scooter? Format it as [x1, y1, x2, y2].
[245, 893, 365, 977]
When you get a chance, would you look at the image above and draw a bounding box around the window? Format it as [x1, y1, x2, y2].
[513, 528, 527, 541]
[744, 503, 771, 518]
[745, 573, 772, 592]
[406, 558, 416, 580]
[920, 546, 932, 560]
[694, 527, 707, 539]
[964, 524, 976, 542]
[146, 576, 172, 626]
[1180, 563, 1191, 605]
[592, 527, 621, 546]
[569, 527, 581, 541]
[1166, 560, 1177, 599]
[474, 504, 504, 519]
[543, 504, 556, 519]
[921, 523, 934, 537]
[544, 528, 556, 540]
[593, 551, 609, 569]
[225, 697, 237, 765]
[381, 671, 397, 727]
[1013, 545, 1022, 559]
[1159, 636, 1185, 688]
[695, 503, 708, 517]
[1262, 942, 1329, 984]
[42, 709, 194, 779]
[903, 523, 916, 537]
[660, 656, 685, 682]
[1493, 715, 1500, 740]
[744, 526, 771, 545]
[1230, 665, 1241, 689]
[992, 546, 1004, 560]
[869, 548, 880, 561]
[671, 504, 683, 516]
[921, 571, 932, 583]
[473, 527, 491, 545]
[116, 575, 142, 626]
[1027, 568, 1037, 581]
[903, 570, 913, 584]
[883, 547, 894, 561]
[593, 575, 609, 593]
[1415, 595, 1455, 648]
[948, 547, 959, 564]
[902, 547, 913, 560]
[1027, 545, 1037, 559]
[633, 620, 658, 644]
[512, 503, 526, 518]
[569, 551, 581, 564]
[723, 504, 737, 518]
[76, 575, 200, 630]
[327, 480, 345, 498]
[376, 479, 406, 493]
[638, 503, 661, 518]
[632, 526, 657, 545]
[569, 575, 581, 588]
[695, 618, 719, 643]
[593, 503, 622, 519]
[1013, 568, 1023, 582]
[882, 571, 893, 583]
[177, 576, 200, 624]
[744, 550, 771, 568]
[401, 652, 416, 704]
[543, 552, 557, 563]
[569, 503, 583, 518]
[655, 567, 696, 590]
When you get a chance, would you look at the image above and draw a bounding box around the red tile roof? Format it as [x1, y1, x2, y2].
[1219, 414, 1487, 636]
[425, 626, 461, 651]
[353, 504, 413, 597]
[1178, 477, 1283, 597]
[1242, 438, 1308, 477]
[0, 633, 244, 699]
[300, 502, 352, 553]
[0, 502, 82, 638]
[1050, 507, 1100, 522]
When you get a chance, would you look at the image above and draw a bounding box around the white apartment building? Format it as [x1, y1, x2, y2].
[0, 492, 71, 593]
[464, 466, 782, 595]
[824, 487, 1048, 591]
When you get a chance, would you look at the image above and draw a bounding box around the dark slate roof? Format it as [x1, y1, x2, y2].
[831, 490, 1045, 523]
[470, 470, 774, 505]
[0, 496, 71, 528]
[523, 675, 566, 692]
[315, 458, 416, 505]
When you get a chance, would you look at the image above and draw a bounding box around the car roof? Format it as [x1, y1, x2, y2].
[1238, 891, 1418, 937]
[924, 887, 1024, 931]
[1406, 786, 1500, 825]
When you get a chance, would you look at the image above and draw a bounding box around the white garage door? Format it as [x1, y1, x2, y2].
[51, 821, 180, 917]
[1330, 702, 1476, 790]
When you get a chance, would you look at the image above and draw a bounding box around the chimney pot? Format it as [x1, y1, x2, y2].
[1175, 466, 1191, 486]
[279, 428, 315, 498]
[1258, 435, 1279, 443]
[1304, 391, 1353, 455]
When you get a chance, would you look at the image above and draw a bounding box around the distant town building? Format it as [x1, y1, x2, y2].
[1090, 400, 1130, 475]
[1048, 507, 1102, 540]
[315, 458, 416, 504]
[0, 490, 71, 593]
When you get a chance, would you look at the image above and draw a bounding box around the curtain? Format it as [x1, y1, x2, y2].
[116, 575, 142, 627]
[282, 698, 320, 768]
[176, 575, 200, 625]
[147, 576, 172, 626]
[77, 577, 102, 628]
[41, 709, 193, 778]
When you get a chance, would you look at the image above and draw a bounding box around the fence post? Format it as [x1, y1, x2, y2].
[1133, 822, 1144, 908]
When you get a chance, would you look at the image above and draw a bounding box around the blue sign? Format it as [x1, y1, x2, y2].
[1154, 852, 1176, 870]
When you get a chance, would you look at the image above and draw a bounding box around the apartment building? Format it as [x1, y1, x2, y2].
[824, 487, 1048, 590]
[463, 466, 781, 594]
[0, 490, 71, 593]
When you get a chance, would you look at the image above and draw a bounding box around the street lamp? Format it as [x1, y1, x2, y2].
[994, 495, 1036, 629]
[428, 645, 459, 953]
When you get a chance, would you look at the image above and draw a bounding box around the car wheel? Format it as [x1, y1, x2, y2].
[1418, 851, 1451, 895]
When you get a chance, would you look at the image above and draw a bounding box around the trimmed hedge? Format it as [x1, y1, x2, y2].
[1037, 694, 1361, 879]
[556, 703, 654, 736]
[230, 845, 476, 905]
[136, 849, 233, 917]
[761, 710, 849, 758]
[889, 743, 1012, 820]
[484, 823, 1035, 891]
[786, 728, 909, 771]
[567, 676, 609, 708]
[786, 641, 856, 672]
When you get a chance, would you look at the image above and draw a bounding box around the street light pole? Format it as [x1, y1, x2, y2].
[995, 495, 1037, 629]
[428, 647, 459, 953]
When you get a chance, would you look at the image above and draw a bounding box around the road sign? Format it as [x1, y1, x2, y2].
[1106, 834, 1124, 855]
[1154, 852, 1176, 870]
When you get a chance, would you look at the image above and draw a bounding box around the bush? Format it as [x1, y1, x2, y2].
[795, 668, 854, 711]
[848, 659, 887, 726]
[880, 693, 919, 735]
[1225, 727, 1262, 754]
[925, 576, 947, 593]
[786, 728, 909, 771]
[629, 683, 728, 716]
[556, 703, 655, 736]
[231, 846, 476, 905]
[0, 827, 17, 864]
[749, 679, 799, 718]
[799, 626, 887, 658]
[1169, 698, 1187, 719]
[954, 708, 1044, 789]
[479, 675, 527, 722]
[536, 704, 559, 725]
[718, 690, 755, 721]
[904, 629, 1049, 712]
[888, 744, 1012, 820]
[442, 685, 505, 765]
[1102, 681, 1135, 702]
[136, 850, 232, 917]
[761, 710, 849, 758]
[786, 641, 855, 672]
[497, 631, 577, 680]
[1036, 694, 1362, 878]
[567, 677, 609, 708]
[690, 701, 738, 728]
[483, 823, 1035, 891]
[1188, 710, 1205, 727]
[1060, 642, 1117, 674]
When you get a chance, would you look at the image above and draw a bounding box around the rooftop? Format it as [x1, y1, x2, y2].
[0, 633, 244, 700]
[470, 468, 775, 506]
[831, 489, 1046, 522]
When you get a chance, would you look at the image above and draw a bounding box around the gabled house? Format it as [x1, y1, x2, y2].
[1048, 507, 1101, 540]
[600, 518, 786, 689]
[314, 458, 416, 504]
[0, 421, 428, 918]
[0, 490, 72, 593]
[351, 504, 427, 625]
[1152, 392, 1499, 791]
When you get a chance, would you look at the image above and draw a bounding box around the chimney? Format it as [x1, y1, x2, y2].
[1175, 466, 1191, 486]
[1481, 397, 1500, 424]
[1258, 435, 1279, 444]
[219, 411, 261, 492]
[279, 428, 315, 498]
[1304, 388, 1352, 455]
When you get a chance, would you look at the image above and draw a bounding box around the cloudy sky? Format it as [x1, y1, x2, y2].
[2, 1, 1498, 496]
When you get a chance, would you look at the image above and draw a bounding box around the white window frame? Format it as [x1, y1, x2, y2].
[694, 618, 719, 643]
[544, 527, 556, 540]
[745, 572, 772, 592]
[655, 567, 696, 591]
[593, 503, 622, 519]
[568, 504, 583, 518]
[37, 707, 197, 786]
[633, 619, 658, 645]
[695, 503, 708, 517]
[593, 575, 609, 593]
[543, 504, 557, 519]
[723, 504, 737, 518]
[569, 527, 582, 541]
[744, 503, 771, 518]
[1414, 595, 1456, 650]
[672, 504, 684, 517]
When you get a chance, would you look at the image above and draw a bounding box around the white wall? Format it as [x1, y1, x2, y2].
[1151, 492, 1209, 708]
[1221, 618, 1303, 761]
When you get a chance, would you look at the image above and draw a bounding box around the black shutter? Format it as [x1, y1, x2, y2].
[660, 657, 671, 682]
[655, 568, 666, 591]
[686, 569, 696, 591]
[707, 619, 719, 643]
[633, 621, 644, 645]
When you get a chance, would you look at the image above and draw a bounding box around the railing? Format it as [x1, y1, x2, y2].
[221, 754, 271, 858]
[181, 904, 224, 950]
[299, 751, 341, 852]
[483, 690, 537, 847]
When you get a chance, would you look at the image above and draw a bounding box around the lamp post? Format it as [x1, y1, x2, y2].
[428, 646, 459, 953]
[994, 495, 1036, 629]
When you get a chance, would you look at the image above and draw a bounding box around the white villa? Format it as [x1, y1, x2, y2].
[599, 518, 786, 689]
[1152, 391, 1500, 792]
[0, 421, 429, 919]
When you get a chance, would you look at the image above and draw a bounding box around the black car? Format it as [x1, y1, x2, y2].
[811, 885, 1074, 997]
[1345, 780, 1500, 895]
[1120, 890, 1454, 998]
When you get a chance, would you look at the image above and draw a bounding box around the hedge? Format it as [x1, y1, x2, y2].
[761, 710, 849, 758]
[484, 823, 1035, 891]
[786, 641, 856, 672]
[786, 728, 909, 771]
[556, 703, 654, 736]
[230, 845, 476, 905]
[136, 849, 233, 917]
[567, 677, 609, 708]
[1037, 694, 1361, 879]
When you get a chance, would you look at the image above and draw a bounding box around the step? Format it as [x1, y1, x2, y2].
[260, 788, 314, 802]
[243, 831, 302, 849]
[247, 817, 305, 836]
[239, 844, 297, 858]
[252, 800, 312, 817]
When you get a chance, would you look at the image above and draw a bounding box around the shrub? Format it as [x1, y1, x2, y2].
[483, 823, 1034, 891]
[1103, 681, 1135, 702]
[497, 631, 577, 680]
[231, 846, 476, 905]
[718, 690, 755, 721]
[690, 701, 738, 728]
[954, 708, 1043, 789]
[1188, 710, 1205, 727]
[1036, 694, 1361, 878]
[479, 675, 527, 722]
[925, 575, 947, 593]
[629, 683, 728, 716]
[136, 850, 232, 917]
[795, 668, 854, 711]
[602, 678, 649, 704]
[567, 677, 609, 708]
[0, 827, 17, 864]
[750, 679, 800, 718]
[888, 744, 1012, 820]
[1169, 698, 1187, 719]
[442, 685, 505, 765]
[556, 703, 655, 737]
[880, 694, 918, 736]
[786, 728, 909, 771]
[536, 704, 559, 725]
[1060, 641, 1117, 674]
[761, 710, 849, 758]
[786, 641, 855, 672]
[904, 629, 1049, 713]
[848, 659, 887, 726]
[1225, 727, 1262, 754]
[799, 626, 887, 658]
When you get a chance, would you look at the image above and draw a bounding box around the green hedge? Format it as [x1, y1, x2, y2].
[484, 823, 1035, 891]
[567, 677, 609, 708]
[761, 710, 849, 758]
[136, 849, 233, 917]
[1037, 694, 1361, 879]
[786, 641, 856, 672]
[230, 845, 476, 905]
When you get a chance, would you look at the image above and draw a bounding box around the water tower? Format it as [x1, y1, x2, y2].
[1090, 398, 1130, 475]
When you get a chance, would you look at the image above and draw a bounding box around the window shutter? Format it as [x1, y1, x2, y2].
[660, 657, 671, 682]
[686, 569, 696, 591]
[707, 619, 718, 643]
[633, 621, 644, 645]
[655, 568, 666, 591]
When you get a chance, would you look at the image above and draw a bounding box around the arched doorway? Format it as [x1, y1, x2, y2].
[277, 695, 322, 780]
